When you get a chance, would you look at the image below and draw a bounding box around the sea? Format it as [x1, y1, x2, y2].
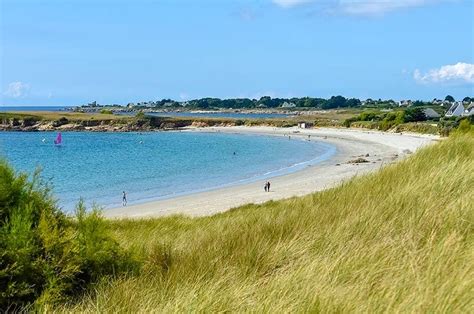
[0, 132, 335, 212]
[0, 106, 70, 112]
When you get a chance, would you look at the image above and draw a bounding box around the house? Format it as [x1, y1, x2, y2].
[422, 108, 440, 119]
[441, 100, 453, 108]
[298, 122, 313, 129]
[399, 100, 412, 107]
[445, 102, 465, 117]
[281, 102, 296, 108]
[463, 103, 474, 116]
[432, 99, 443, 105]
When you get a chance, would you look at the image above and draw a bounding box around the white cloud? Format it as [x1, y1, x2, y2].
[273, 0, 453, 15]
[414, 62, 474, 84]
[272, 0, 313, 9]
[337, 0, 437, 15]
[3, 81, 30, 98]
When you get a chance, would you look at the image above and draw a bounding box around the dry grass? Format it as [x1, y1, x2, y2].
[6, 111, 128, 121]
[55, 134, 473, 312]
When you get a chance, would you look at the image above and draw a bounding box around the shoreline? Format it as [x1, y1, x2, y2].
[104, 126, 438, 219]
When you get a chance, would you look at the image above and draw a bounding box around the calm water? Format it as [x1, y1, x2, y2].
[0, 131, 335, 211]
[0, 106, 72, 112]
[147, 112, 291, 119]
[0, 107, 291, 119]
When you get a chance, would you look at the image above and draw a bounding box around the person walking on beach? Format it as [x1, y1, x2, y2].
[122, 191, 127, 206]
[264, 182, 268, 192]
[267, 181, 271, 192]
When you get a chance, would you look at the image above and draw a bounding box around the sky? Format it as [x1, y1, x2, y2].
[1, 0, 473, 106]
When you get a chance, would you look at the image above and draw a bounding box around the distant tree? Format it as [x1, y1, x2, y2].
[412, 100, 425, 107]
[322, 96, 347, 109]
[463, 97, 471, 103]
[404, 107, 427, 122]
[345, 98, 361, 108]
[445, 95, 455, 102]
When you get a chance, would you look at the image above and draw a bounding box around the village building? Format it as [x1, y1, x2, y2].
[445, 102, 465, 117]
[298, 122, 313, 129]
[422, 108, 440, 119]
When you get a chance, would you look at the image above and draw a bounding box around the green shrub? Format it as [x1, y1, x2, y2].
[135, 111, 146, 120]
[100, 109, 113, 115]
[52, 117, 69, 127]
[0, 161, 137, 309]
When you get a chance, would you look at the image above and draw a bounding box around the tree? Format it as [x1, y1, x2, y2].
[445, 95, 455, 102]
[404, 108, 427, 122]
[321, 96, 347, 109]
[462, 97, 471, 103]
[345, 98, 361, 108]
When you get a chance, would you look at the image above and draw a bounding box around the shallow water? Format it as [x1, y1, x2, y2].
[0, 131, 335, 211]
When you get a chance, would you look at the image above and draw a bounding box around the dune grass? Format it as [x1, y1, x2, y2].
[57, 134, 474, 312]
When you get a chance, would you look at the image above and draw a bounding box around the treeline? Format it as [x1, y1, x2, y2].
[88, 96, 366, 110]
[83, 94, 473, 111]
[128, 96, 362, 109]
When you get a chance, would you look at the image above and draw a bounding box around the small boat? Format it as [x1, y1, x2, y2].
[54, 132, 62, 145]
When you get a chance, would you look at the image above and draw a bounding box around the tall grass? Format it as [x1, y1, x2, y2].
[57, 133, 474, 312]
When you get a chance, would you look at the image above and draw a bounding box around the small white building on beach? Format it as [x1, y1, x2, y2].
[298, 122, 313, 129]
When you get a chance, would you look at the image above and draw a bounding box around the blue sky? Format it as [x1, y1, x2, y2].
[1, 0, 473, 106]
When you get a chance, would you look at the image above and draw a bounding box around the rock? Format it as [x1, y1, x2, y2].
[347, 157, 369, 164]
[365, 153, 370, 157]
[402, 149, 412, 154]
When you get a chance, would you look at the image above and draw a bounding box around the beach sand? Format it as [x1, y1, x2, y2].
[104, 127, 439, 218]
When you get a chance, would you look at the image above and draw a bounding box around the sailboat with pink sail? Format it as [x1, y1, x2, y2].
[54, 132, 62, 145]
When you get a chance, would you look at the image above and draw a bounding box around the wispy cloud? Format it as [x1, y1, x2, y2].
[3, 81, 30, 98]
[414, 62, 474, 84]
[272, 0, 454, 16]
[272, 0, 313, 9]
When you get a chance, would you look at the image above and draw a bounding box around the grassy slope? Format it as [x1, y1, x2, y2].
[2, 111, 128, 121]
[60, 134, 473, 312]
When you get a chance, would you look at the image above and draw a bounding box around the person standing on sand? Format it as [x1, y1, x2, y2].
[122, 191, 127, 206]
[264, 182, 268, 192]
[267, 181, 271, 192]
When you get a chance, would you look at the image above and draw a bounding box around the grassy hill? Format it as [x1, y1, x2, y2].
[51, 133, 474, 312]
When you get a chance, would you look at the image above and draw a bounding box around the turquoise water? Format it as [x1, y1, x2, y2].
[0, 131, 335, 212]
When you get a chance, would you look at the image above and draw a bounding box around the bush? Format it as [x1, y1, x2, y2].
[100, 109, 113, 115]
[135, 111, 146, 120]
[0, 161, 137, 310]
[52, 117, 69, 127]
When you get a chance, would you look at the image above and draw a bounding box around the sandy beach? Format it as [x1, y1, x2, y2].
[105, 127, 439, 218]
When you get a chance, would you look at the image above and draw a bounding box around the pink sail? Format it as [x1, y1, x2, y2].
[54, 132, 62, 145]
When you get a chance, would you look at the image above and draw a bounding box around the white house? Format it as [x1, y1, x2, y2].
[445, 102, 465, 117]
[298, 122, 313, 129]
[463, 103, 474, 116]
[399, 100, 412, 107]
[281, 102, 296, 108]
[422, 108, 440, 119]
